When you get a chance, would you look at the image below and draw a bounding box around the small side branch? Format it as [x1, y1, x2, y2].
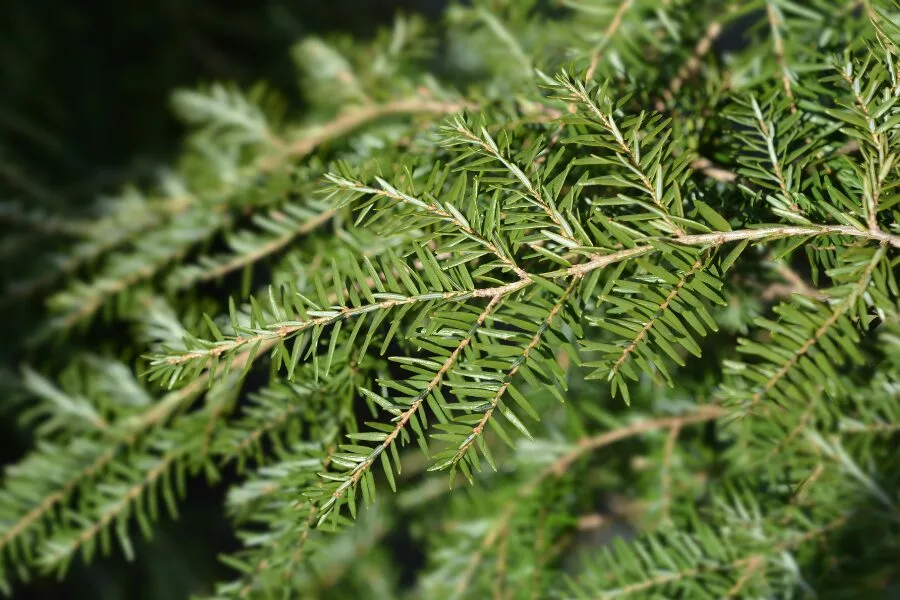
[659, 423, 682, 524]
[586, 0, 634, 81]
[766, 2, 797, 113]
[263, 98, 471, 170]
[746, 247, 884, 412]
[451, 278, 580, 467]
[322, 295, 504, 516]
[453, 405, 724, 597]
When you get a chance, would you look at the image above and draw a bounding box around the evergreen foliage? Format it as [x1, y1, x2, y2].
[3, 0, 900, 597]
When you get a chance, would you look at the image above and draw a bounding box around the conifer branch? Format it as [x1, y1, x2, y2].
[454, 406, 725, 596]
[766, 2, 797, 113]
[750, 96, 797, 211]
[561, 77, 684, 235]
[39, 447, 186, 571]
[610, 256, 705, 379]
[43, 96, 467, 331]
[450, 278, 580, 467]
[838, 66, 882, 149]
[320, 295, 503, 518]
[446, 120, 580, 244]
[585, 0, 634, 81]
[328, 174, 529, 279]
[563, 226, 899, 278]
[160, 285, 513, 369]
[158, 224, 898, 379]
[835, 62, 888, 232]
[745, 246, 885, 412]
[262, 98, 471, 169]
[7, 7, 900, 596]
[596, 515, 848, 598]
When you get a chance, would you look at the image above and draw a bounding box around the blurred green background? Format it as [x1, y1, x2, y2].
[0, 2, 441, 598]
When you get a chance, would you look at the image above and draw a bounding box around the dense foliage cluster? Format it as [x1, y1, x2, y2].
[3, 1, 900, 597]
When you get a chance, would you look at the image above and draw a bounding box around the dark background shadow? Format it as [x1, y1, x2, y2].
[0, 0, 446, 204]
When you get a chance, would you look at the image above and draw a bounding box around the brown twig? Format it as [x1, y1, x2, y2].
[586, 0, 634, 81]
[689, 157, 737, 184]
[760, 261, 828, 302]
[655, 2, 741, 114]
[659, 423, 682, 524]
[453, 405, 725, 596]
[766, 2, 797, 113]
[262, 98, 472, 170]
[166, 224, 900, 369]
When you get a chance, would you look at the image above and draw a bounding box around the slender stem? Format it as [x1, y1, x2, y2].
[610, 256, 704, 378]
[766, 2, 797, 113]
[322, 296, 504, 516]
[745, 246, 885, 412]
[560, 225, 899, 279]
[585, 0, 634, 81]
[453, 406, 725, 597]
[452, 278, 581, 467]
[262, 98, 472, 170]
[162, 223, 899, 370]
[598, 515, 848, 598]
